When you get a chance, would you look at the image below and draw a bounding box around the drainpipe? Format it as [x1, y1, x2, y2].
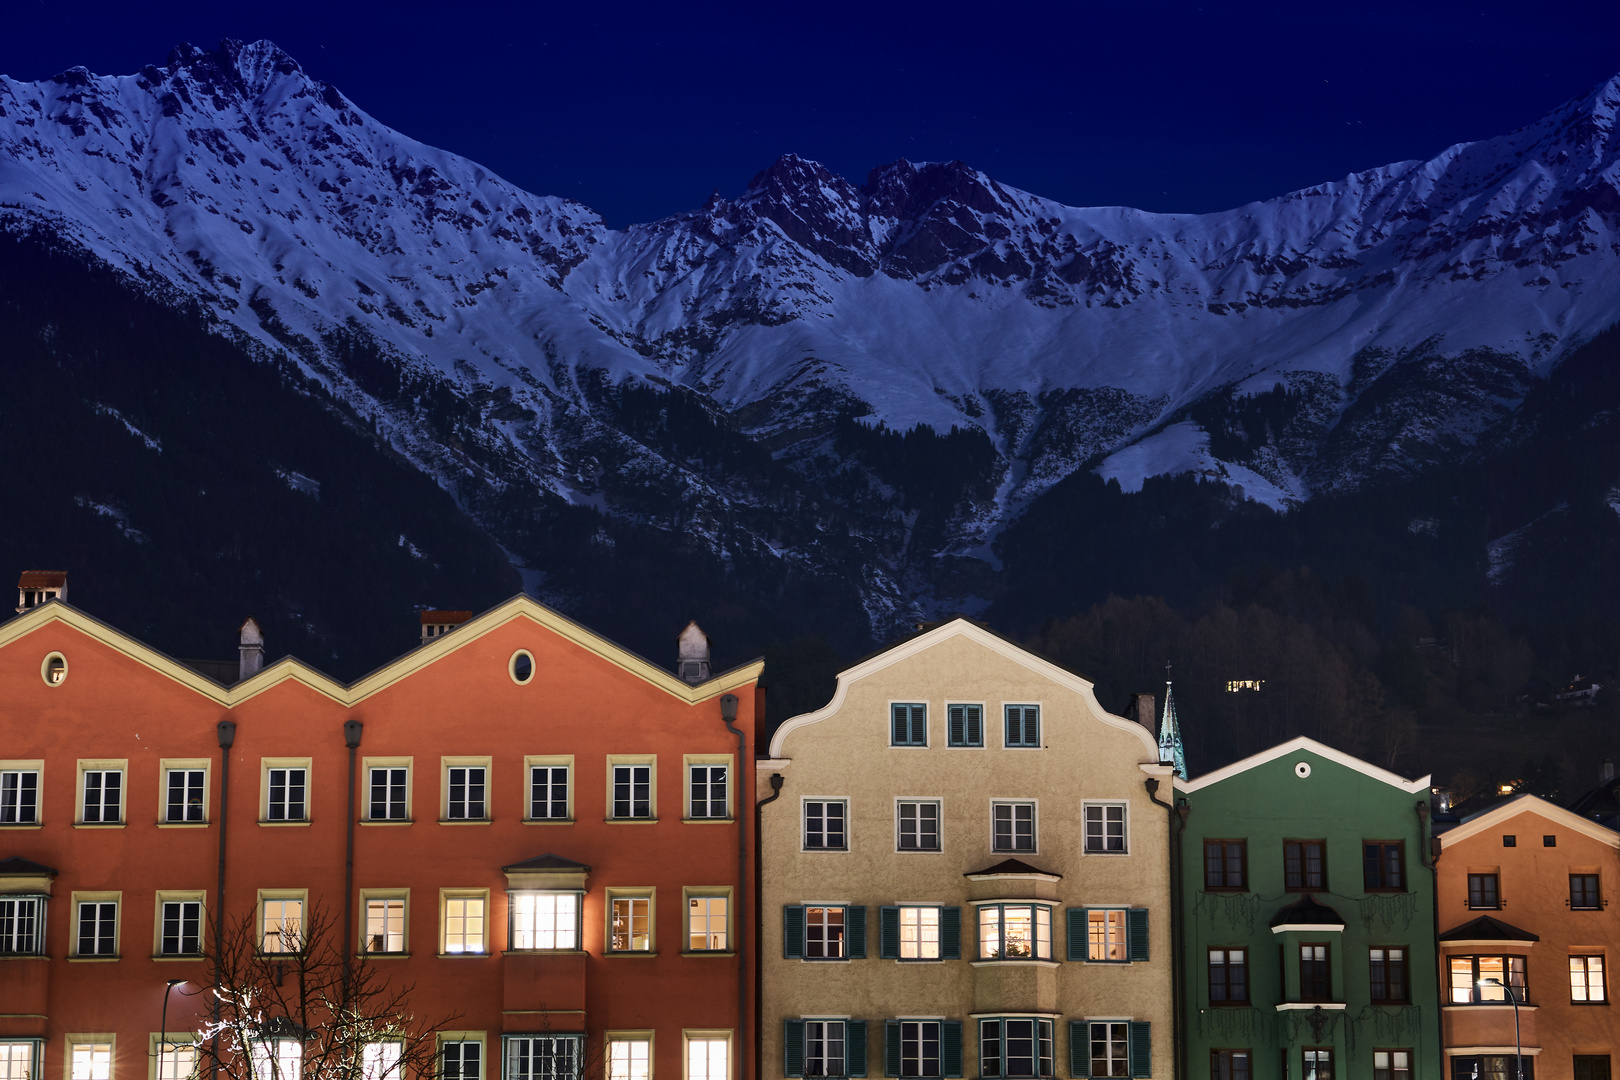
[1145, 778, 1183, 1080]
[212, 720, 237, 1080]
[1417, 799, 1440, 1080]
[720, 695, 747, 1080]
[754, 773, 785, 1080]
[343, 719, 364, 991]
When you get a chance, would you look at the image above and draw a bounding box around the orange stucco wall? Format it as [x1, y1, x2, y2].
[0, 604, 757, 1080]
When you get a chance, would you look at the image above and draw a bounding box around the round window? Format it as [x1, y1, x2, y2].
[1294, 761, 1312, 779]
[509, 650, 535, 685]
[41, 652, 68, 687]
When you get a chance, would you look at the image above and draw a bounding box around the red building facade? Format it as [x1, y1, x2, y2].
[0, 597, 759, 1080]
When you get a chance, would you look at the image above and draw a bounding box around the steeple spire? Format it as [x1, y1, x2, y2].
[1159, 661, 1186, 778]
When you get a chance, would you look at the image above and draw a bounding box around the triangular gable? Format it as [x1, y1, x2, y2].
[0, 597, 760, 708]
[1438, 792, 1620, 849]
[1175, 735, 1430, 795]
[766, 617, 1157, 759]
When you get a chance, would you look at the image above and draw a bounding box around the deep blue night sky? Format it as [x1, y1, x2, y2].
[4, 0, 1619, 228]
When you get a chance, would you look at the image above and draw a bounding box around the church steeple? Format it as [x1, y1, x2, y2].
[1159, 662, 1186, 778]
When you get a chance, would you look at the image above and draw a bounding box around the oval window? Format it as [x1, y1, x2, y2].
[509, 650, 535, 684]
[41, 652, 68, 686]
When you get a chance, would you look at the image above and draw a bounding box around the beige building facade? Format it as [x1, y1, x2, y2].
[758, 620, 1174, 1080]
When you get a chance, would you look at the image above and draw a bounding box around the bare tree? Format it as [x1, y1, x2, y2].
[190, 902, 458, 1080]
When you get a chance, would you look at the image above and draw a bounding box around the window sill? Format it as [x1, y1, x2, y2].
[361, 819, 413, 827]
[897, 848, 943, 854]
[437, 951, 491, 958]
[990, 850, 1039, 857]
[258, 821, 312, 827]
[152, 954, 205, 962]
[523, 818, 575, 826]
[156, 822, 209, 829]
[682, 950, 735, 958]
[604, 818, 658, 825]
[438, 819, 492, 826]
[889, 744, 929, 749]
[1082, 958, 1132, 965]
[946, 743, 986, 749]
[68, 956, 120, 962]
[1082, 850, 1129, 857]
[73, 823, 126, 830]
[681, 817, 735, 825]
[360, 952, 410, 960]
[1571, 1000, 1611, 1006]
[0, 823, 42, 830]
[801, 848, 849, 853]
[603, 950, 659, 958]
[970, 959, 1060, 968]
[502, 948, 583, 956]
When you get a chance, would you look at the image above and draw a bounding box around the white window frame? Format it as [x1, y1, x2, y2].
[991, 800, 1037, 854]
[802, 798, 849, 852]
[605, 1033, 653, 1080]
[441, 889, 490, 956]
[1086, 909, 1129, 963]
[606, 889, 655, 954]
[76, 761, 126, 826]
[248, 1038, 301, 1080]
[0, 762, 42, 826]
[976, 903, 1053, 961]
[149, 1036, 198, 1080]
[442, 758, 491, 823]
[257, 891, 307, 955]
[684, 755, 733, 822]
[361, 1042, 404, 1080]
[260, 759, 311, 825]
[803, 1020, 846, 1079]
[1082, 802, 1129, 855]
[65, 1037, 115, 1080]
[805, 905, 848, 961]
[504, 1035, 583, 1080]
[362, 758, 412, 824]
[896, 798, 942, 852]
[1087, 1021, 1129, 1079]
[524, 756, 573, 823]
[156, 894, 205, 958]
[508, 891, 579, 952]
[159, 760, 210, 826]
[361, 891, 409, 955]
[0, 1040, 42, 1080]
[682, 1032, 731, 1080]
[0, 895, 46, 955]
[683, 889, 732, 953]
[437, 1036, 486, 1080]
[607, 757, 657, 822]
[898, 1020, 943, 1079]
[71, 892, 120, 959]
[899, 905, 941, 960]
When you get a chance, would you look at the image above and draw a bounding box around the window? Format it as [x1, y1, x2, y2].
[783, 905, 866, 960]
[1373, 1051, 1410, 1080]
[441, 1041, 482, 1080]
[1450, 1058, 1533, 1080]
[1571, 955, 1607, 1002]
[689, 764, 728, 820]
[1448, 955, 1528, 1003]
[443, 893, 488, 955]
[1088, 1023, 1128, 1079]
[803, 801, 847, 851]
[527, 761, 570, 821]
[948, 704, 983, 747]
[687, 1037, 729, 1080]
[0, 1042, 39, 1080]
[265, 766, 308, 822]
[1544, 835, 1557, 848]
[992, 802, 1035, 853]
[900, 907, 940, 960]
[156, 1041, 198, 1080]
[1363, 844, 1404, 891]
[978, 904, 1052, 960]
[75, 898, 117, 956]
[895, 1020, 945, 1079]
[166, 769, 206, 823]
[71, 1043, 113, 1080]
[250, 1039, 301, 1080]
[505, 1037, 581, 1080]
[1204, 841, 1247, 890]
[1300, 945, 1331, 1000]
[1575, 1058, 1611, 1080]
[1571, 874, 1602, 910]
[1211, 1051, 1250, 1080]
[1083, 804, 1127, 854]
[157, 896, 204, 956]
[363, 1044, 403, 1080]
[1370, 948, 1408, 1003]
[1209, 948, 1249, 1003]
[898, 801, 940, 852]
[80, 767, 123, 824]
[446, 765, 487, 821]
[260, 897, 304, 953]
[1302, 1049, 1333, 1080]
[880, 906, 960, 961]
[1088, 909, 1128, 962]
[0, 769, 39, 824]
[607, 1039, 649, 1080]
[978, 1019, 1052, 1079]
[1284, 841, 1326, 891]
[892, 703, 927, 747]
[805, 1021, 845, 1078]
[612, 765, 652, 820]
[1468, 874, 1500, 910]
[0, 897, 45, 954]
[1503, 835, 1517, 847]
[1004, 705, 1040, 748]
[688, 895, 728, 951]
[368, 768, 408, 821]
[365, 898, 405, 954]
[510, 893, 575, 950]
[610, 896, 652, 952]
[807, 906, 847, 960]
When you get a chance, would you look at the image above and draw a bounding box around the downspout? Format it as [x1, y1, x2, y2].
[754, 773, 784, 1080]
[212, 720, 237, 1080]
[720, 695, 747, 1080]
[1417, 799, 1440, 1080]
[343, 720, 364, 991]
[1145, 778, 1184, 1080]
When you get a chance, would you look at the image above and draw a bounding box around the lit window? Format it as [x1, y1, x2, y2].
[1083, 804, 1126, 854]
[992, 802, 1035, 853]
[1572, 955, 1607, 1003]
[1088, 1022, 1128, 1079]
[613, 765, 652, 819]
[610, 897, 651, 952]
[362, 1043, 403, 1080]
[368, 768, 408, 821]
[978, 904, 1051, 960]
[687, 1038, 727, 1080]
[266, 767, 307, 822]
[690, 765, 728, 819]
[803, 801, 847, 851]
[0, 770, 40, 824]
[688, 896, 728, 951]
[1087, 909, 1127, 962]
[1, 1044, 39, 1080]
[161, 900, 203, 956]
[510, 893, 575, 950]
[897, 801, 940, 852]
[0, 897, 44, 954]
[71, 1043, 112, 1080]
[157, 1043, 198, 1080]
[505, 1037, 580, 1080]
[75, 899, 117, 956]
[443, 895, 487, 954]
[261, 898, 305, 953]
[250, 1040, 301, 1080]
[806, 906, 846, 960]
[365, 898, 405, 954]
[80, 768, 123, 824]
[607, 1040, 649, 1080]
[166, 769, 206, 823]
[1373, 1050, 1410, 1080]
[1448, 955, 1528, 1003]
[978, 1018, 1052, 1079]
[900, 907, 940, 960]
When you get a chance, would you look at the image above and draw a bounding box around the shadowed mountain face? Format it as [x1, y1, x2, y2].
[3, 39, 1620, 651]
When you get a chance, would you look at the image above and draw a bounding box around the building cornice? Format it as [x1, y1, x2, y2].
[1175, 735, 1429, 794]
[1438, 793, 1620, 850]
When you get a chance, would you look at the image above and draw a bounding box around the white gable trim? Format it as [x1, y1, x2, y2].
[1439, 793, 1620, 849]
[1176, 735, 1429, 794]
[766, 618, 1159, 760]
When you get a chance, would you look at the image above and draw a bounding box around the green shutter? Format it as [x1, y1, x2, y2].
[949, 705, 966, 746]
[1069, 1021, 1089, 1079]
[847, 1020, 868, 1078]
[1127, 909, 1149, 962]
[784, 1020, 805, 1077]
[847, 905, 867, 958]
[880, 906, 900, 960]
[783, 906, 805, 959]
[885, 1021, 901, 1078]
[942, 1021, 964, 1079]
[892, 704, 907, 744]
[1128, 1022, 1151, 1078]
[966, 705, 982, 746]
[941, 907, 961, 959]
[1066, 908, 1086, 962]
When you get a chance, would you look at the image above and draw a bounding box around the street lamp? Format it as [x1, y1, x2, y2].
[1477, 977, 1522, 1080]
[159, 980, 186, 1080]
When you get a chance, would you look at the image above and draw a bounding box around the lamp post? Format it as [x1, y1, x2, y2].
[159, 979, 185, 1079]
[1478, 977, 1522, 1080]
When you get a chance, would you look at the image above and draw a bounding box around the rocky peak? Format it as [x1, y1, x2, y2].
[735, 153, 873, 275]
[863, 158, 1018, 222]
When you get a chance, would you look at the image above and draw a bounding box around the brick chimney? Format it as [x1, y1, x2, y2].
[16, 571, 67, 613]
[677, 622, 711, 684]
[239, 618, 264, 682]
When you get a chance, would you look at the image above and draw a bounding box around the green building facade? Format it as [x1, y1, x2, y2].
[1174, 738, 1442, 1080]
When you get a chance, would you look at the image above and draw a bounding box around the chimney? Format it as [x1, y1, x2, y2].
[420, 610, 473, 644]
[1604, 759, 1616, 784]
[677, 621, 711, 684]
[16, 570, 68, 613]
[1126, 693, 1156, 733]
[238, 618, 264, 682]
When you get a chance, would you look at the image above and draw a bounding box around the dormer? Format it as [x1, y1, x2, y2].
[17, 571, 67, 613]
[420, 610, 473, 644]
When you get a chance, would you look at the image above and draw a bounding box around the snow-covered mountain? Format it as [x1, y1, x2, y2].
[4, 39, 1619, 639]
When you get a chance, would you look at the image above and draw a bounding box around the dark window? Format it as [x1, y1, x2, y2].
[1285, 841, 1327, 891]
[1373, 1051, 1411, 1080]
[892, 703, 927, 747]
[1088, 1022, 1128, 1079]
[805, 1020, 846, 1077]
[1204, 841, 1247, 890]
[82, 769, 122, 824]
[1363, 843, 1405, 891]
[0, 897, 44, 954]
[0, 770, 39, 824]
[1451, 1057, 1533, 1080]
[166, 769, 206, 823]
[804, 801, 847, 850]
[1544, 835, 1557, 848]
[948, 704, 983, 747]
[690, 764, 728, 819]
[160, 900, 202, 955]
[993, 802, 1036, 852]
[447, 766, 486, 820]
[978, 1019, 1053, 1079]
[1468, 873, 1500, 910]
[529, 766, 568, 820]
[1502, 835, 1517, 847]
[1209, 948, 1249, 1004]
[1300, 944, 1331, 1001]
[1571, 874, 1601, 910]
[368, 767, 407, 821]
[1303, 1050, 1333, 1080]
[1211, 1051, 1251, 1080]
[611, 765, 650, 819]
[1575, 1058, 1611, 1080]
[1004, 705, 1040, 748]
[267, 767, 306, 821]
[442, 1042, 481, 1080]
[1447, 956, 1528, 1003]
[898, 801, 940, 851]
[1370, 947, 1408, 1003]
[76, 900, 116, 956]
[899, 1020, 942, 1079]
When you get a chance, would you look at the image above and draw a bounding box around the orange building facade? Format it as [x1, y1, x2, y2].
[0, 597, 760, 1080]
[1434, 795, 1620, 1080]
